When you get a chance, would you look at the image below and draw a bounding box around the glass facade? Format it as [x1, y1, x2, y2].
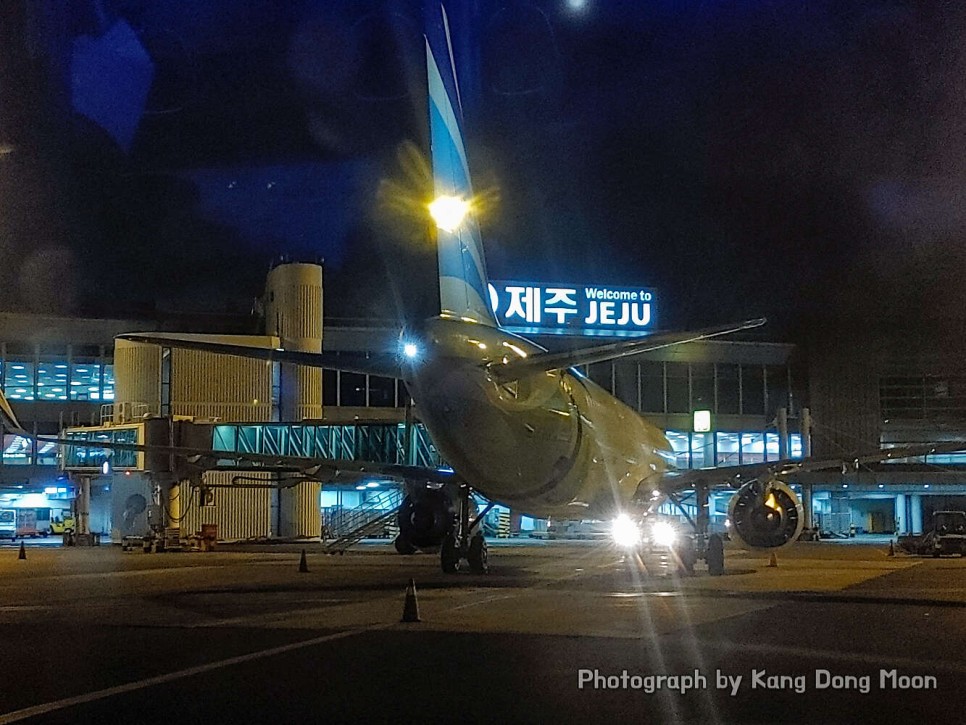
[321, 370, 406, 408]
[0, 348, 113, 402]
[667, 431, 803, 469]
[880, 375, 966, 421]
[602, 358, 798, 417]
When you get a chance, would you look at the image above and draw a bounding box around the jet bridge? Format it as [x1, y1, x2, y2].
[59, 419, 446, 544]
[61, 420, 445, 473]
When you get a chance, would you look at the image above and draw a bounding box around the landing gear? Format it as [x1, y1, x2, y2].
[394, 534, 417, 555]
[676, 537, 696, 576]
[441, 534, 461, 573]
[439, 484, 494, 574]
[667, 486, 727, 576]
[468, 533, 488, 574]
[706, 533, 725, 576]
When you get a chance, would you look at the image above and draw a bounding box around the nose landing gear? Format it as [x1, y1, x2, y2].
[440, 485, 493, 574]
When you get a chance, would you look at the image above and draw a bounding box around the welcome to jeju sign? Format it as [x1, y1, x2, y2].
[488, 281, 657, 336]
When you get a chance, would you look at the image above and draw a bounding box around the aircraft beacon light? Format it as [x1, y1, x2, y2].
[429, 195, 469, 232]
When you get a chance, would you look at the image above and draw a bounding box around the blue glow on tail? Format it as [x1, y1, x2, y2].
[425, 4, 498, 326]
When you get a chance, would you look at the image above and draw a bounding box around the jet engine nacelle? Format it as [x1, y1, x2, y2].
[397, 488, 457, 550]
[728, 480, 804, 549]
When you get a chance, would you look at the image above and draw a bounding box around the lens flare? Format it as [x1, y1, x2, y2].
[611, 514, 641, 548]
[651, 521, 677, 548]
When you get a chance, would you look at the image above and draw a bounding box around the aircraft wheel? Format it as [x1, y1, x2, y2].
[441, 534, 461, 574]
[707, 533, 725, 576]
[468, 534, 488, 574]
[394, 534, 417, 555]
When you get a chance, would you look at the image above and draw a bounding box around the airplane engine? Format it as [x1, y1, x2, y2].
[728, 480, 804, 549]
[397, 488, 457, 550]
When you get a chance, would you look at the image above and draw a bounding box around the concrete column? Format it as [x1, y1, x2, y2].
[168, 481, 181, 526]
[894, 493, 906, 535]
[278, 480, 322, 538]
[802, 484, 813, 530]
[264, 263, 323, 421]
[77, 475, 91, 535]
[509, 510, 522, 536]
[801, 407, 812, 457]
[910, 494, 923, 534]
[777, 407, 788, 459]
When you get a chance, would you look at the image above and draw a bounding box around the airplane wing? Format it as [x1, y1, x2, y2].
[115, 332, 401, 379]
[650, 438, 966, 496]
[488, 318, 766, 382]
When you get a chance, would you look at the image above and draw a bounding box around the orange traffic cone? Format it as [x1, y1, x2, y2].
[298, 549, 309, 573]
[887, 541, 895, 557]
[401, 578, 421, 623]
[767, 552, 778, 567]
[18, 542, 26, 561]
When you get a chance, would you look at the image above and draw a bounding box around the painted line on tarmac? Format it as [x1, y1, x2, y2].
[692, 638, 966, 675]
[0, 625, 387, 725]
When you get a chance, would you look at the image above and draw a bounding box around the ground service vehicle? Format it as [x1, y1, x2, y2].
[0, 509, 15, 540]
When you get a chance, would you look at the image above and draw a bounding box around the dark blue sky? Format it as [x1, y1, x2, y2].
[1, 0, 964, 337]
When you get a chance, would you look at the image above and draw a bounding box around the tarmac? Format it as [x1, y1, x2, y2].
[0, 538, 963, 724]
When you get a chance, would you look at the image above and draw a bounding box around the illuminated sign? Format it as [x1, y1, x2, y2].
[488, 281, 656, 336]
[693, 410, 712, 433]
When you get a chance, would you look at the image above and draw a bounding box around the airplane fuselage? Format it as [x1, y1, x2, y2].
[403, 317, 673, 520]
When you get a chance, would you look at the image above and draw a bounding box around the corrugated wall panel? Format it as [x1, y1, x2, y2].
[265, 264, 323, 420]
[114, 340, 161, 416]
[171, 349, 273, 422]
[171, 403, 274, 422]
[180, 471, 273, 541]
[280, 481, 321, 538]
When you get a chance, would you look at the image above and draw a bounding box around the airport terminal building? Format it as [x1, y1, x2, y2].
[1, 262, 965, 542]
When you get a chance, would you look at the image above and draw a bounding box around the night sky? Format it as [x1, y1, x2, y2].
[1, 0, 965, 339]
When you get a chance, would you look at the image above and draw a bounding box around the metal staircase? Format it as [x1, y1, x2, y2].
[323, 487, 405, 554]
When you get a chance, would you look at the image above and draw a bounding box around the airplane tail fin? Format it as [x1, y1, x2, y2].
[425, 4, 498, 326]
[0, 389, 24, 434]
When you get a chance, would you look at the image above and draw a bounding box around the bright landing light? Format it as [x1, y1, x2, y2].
[611, 514, 641, 548]
[650, 521, 677, 548]
[403, 342, 419, 359]
[429, 195, 470, 232]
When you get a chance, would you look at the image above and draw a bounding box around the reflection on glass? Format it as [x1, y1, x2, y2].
[766, 432, 780, 461]
[691, 432, 711, 468]
[2, 434, 32, 464]
[70, 363, 102, 401]
[38, 361, 67, 401]
[741, 432, 765, 465]
[3, 361, 34, 400]
[716, 432, 740, 466]
[666, 431, 690, 468]
[103, 364, 115, 401]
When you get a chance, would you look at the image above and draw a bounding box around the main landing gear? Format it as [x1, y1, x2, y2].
[440, 485, 494, 574]
[668, 485, 726, 577]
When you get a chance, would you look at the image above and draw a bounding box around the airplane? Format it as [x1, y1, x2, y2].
[2, 3, 964, 574]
